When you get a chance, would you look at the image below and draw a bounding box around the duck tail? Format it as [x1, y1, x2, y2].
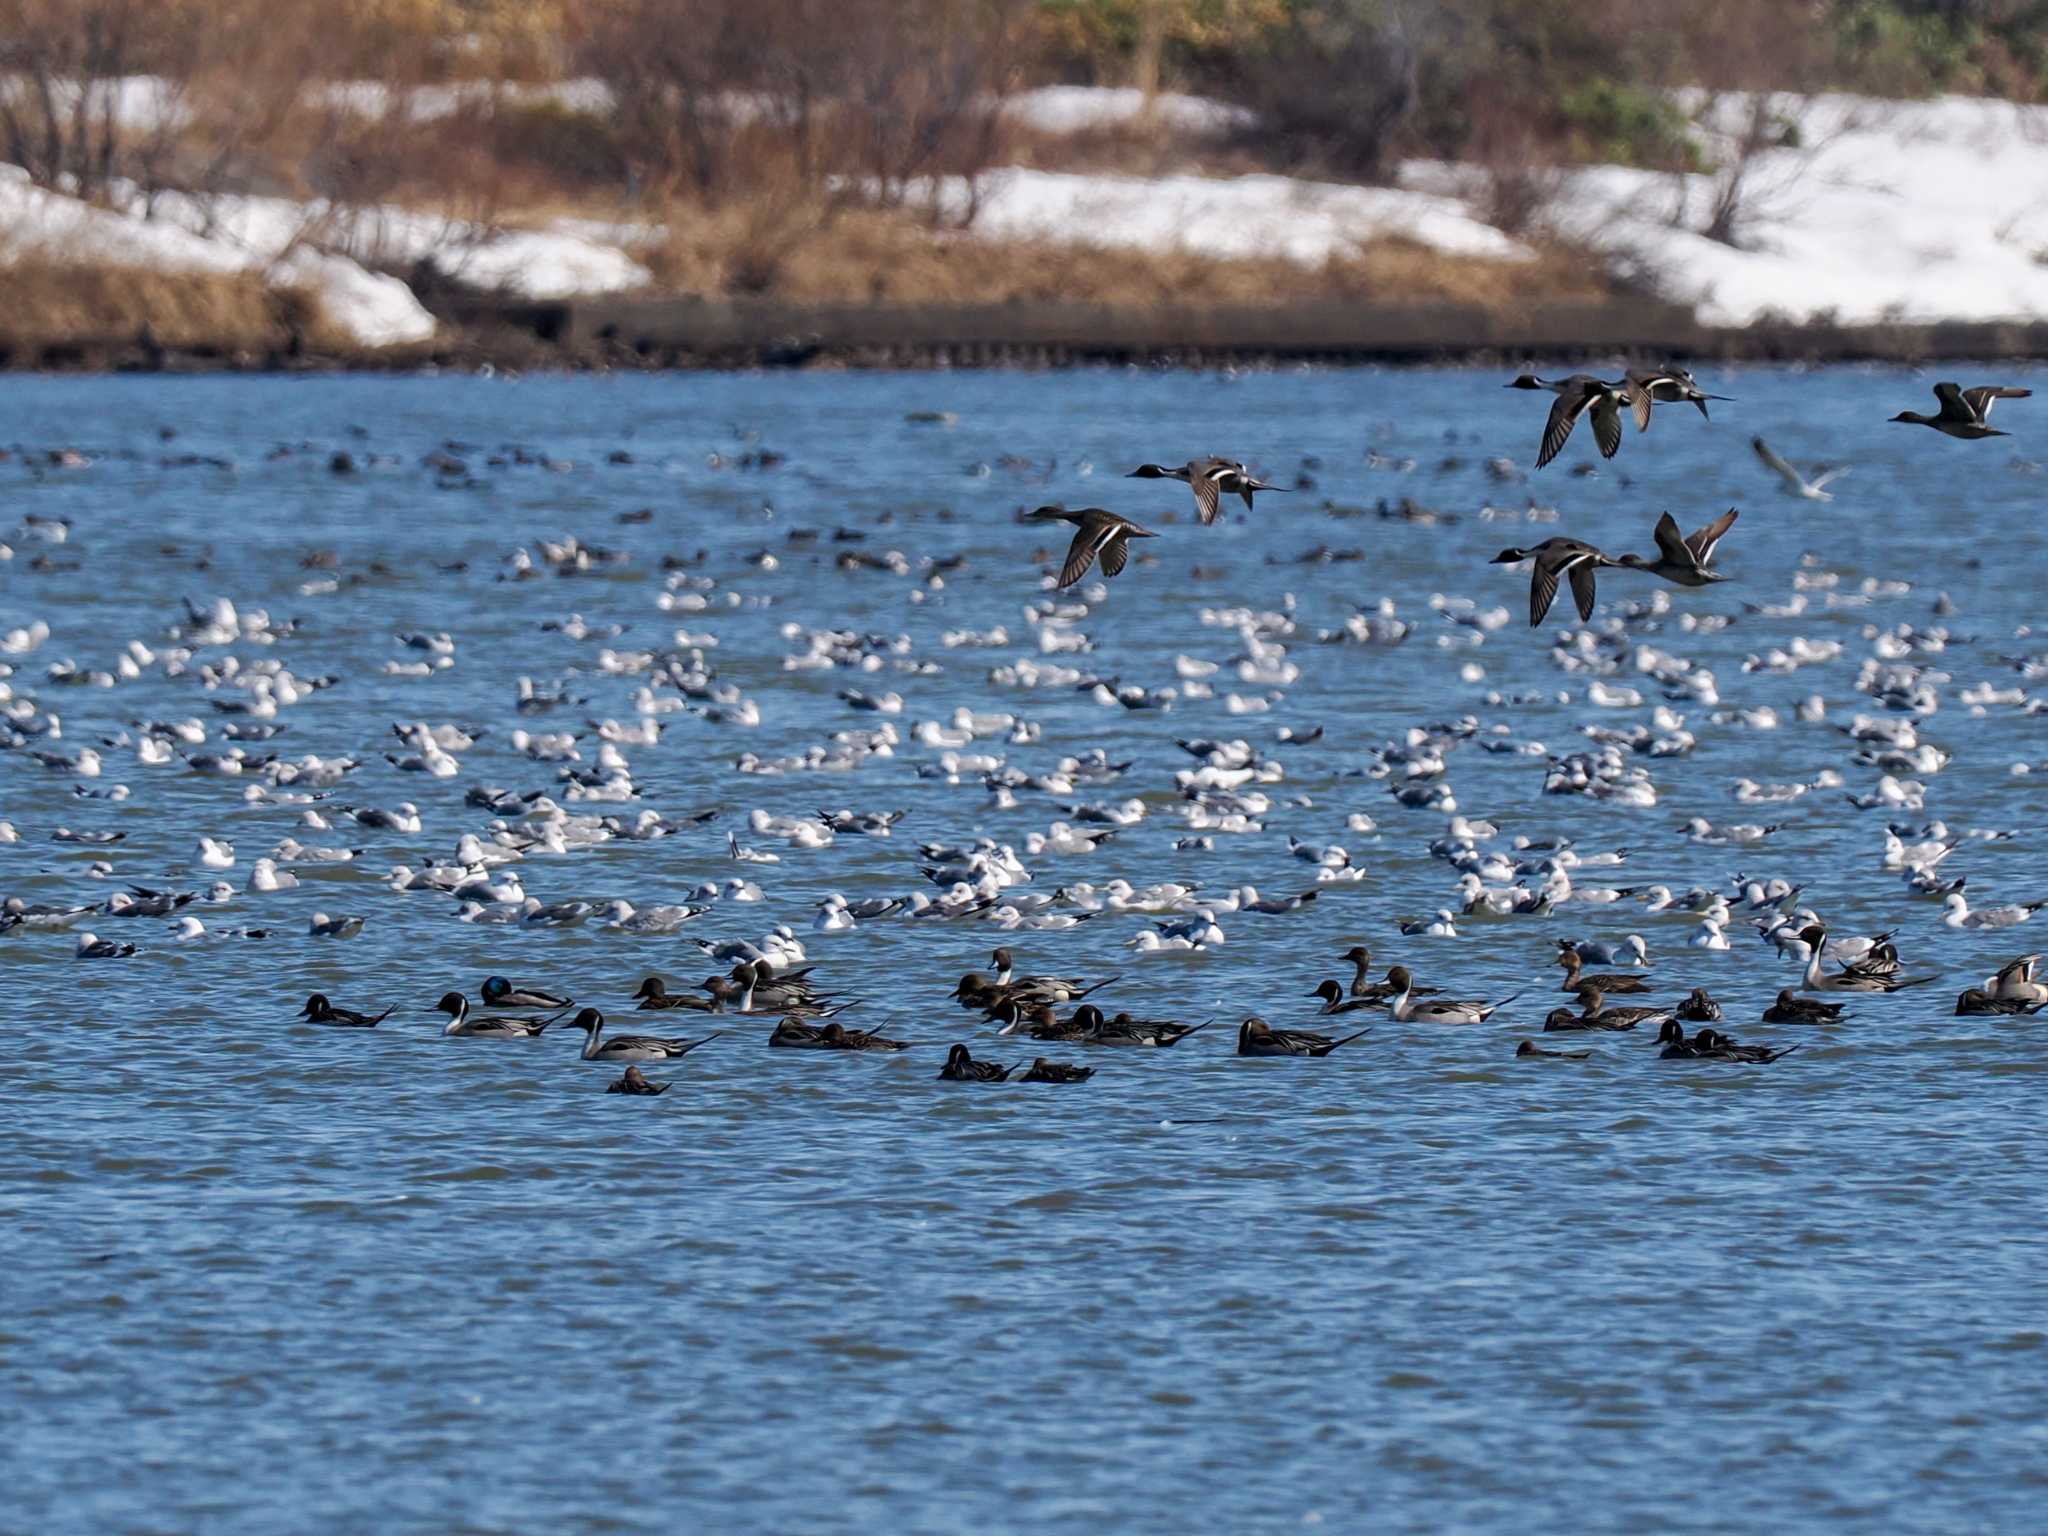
[1332, 1027, 1373, 1052]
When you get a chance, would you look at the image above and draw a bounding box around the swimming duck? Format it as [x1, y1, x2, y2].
[1763, 989, 1846, 1024]
[1555, 948, 1650, 995]
[1657, 1020, 1799, 1063]
[1571, 985, 1672, 1031]
[1623, 365, 1730, 426]
[1675, 987, 1723, 1023]
[1615, 509, 1738, 588]
[1890, 382, 2030, 440]
[633, 977, 721, 1011]
[1508, 373, 1626, 468]
[1236, 1016, 1371, 1057]
[1384, 965, 1519, 1024]
[300, 993, 392, 1027]
[1127, 458, 1287, 524]
[1023, 506, 1157, 589]
[1954, 988, 2047, 1017]
[987, 948, 1116, 1007]
[606, 1065, 670, 1095]
[562, 1009, 721, 1062]
[480, 975, 571, 1010]
[1796, 925, 1934, 992]
[1516, 1039, 1590, 1060]
[769, 1017, 910, 1051]
[1490, 537, 1616, 627]
[938, 1043, 1013, 1082]
[436, 992, 559, 1038]
[1987, 953, 2048, 1004]
[1541, 1000, 1639, 1033]
[1309, 979, 1379, 1015]
[989, 1000, 1084, 1040]
[1340, 944, 1437, 1003]
[1079, 1006, 1210, 1047]
[1021, 1057, 1095, 1083]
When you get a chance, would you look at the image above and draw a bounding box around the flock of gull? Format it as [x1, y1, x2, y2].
[3, 365, 2044, 1094]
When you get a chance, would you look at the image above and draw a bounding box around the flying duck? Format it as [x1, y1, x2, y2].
[1490, 537, 1616, 627]
[1023, 506, 1157, 589]
[1506, 373, 1627, 467]
[1623, 365, 1730, 426]
[1127, 458, 1287, 524]
[1890, 382, 2030, 439]
[1615, 509, 1738, 587]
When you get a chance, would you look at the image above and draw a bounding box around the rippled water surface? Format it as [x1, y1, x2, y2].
[6, 365, 2048, 1533]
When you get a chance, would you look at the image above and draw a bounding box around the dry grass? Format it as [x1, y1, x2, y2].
[633, 199, 1614, 309]
[0, 258, 344, 351]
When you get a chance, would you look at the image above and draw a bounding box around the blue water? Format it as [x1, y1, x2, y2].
[4, 365, 2047, 1533]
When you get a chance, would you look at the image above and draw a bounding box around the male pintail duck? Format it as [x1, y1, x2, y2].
[740, 958, 828, 1007]
[563, 1008, 721, 1062]
[1752, 436, 1848, 501]
[606, 1065, 670, 1095]
[480, 975, 570, 1010]
[1023, 506, 1157, 589]
[1572, 985, 1672, 1031]
[1082, 1006, 1210, 1047]
[1516, 1039, 1591, 1060]
[1506, 373, 1627, 467]
[1987, 953, 2048, 1004]
[300, 992, 392, 1027]
[1309, 979, 1379, 1015]
[1615, 509, 1738, 587]
[1555, 949, 1650, 995]
[1675, 987, 1723, 1023]
[1236, 1016, 1371, 1057]
[990, 1000, 1086, 1040]
[1622, 365, 1730, 427]
[939, 1043, 1014, 1081]
[1954, 988, 2047, 1017]
[436, 992, 559, 1038]
[1796, 925, 1934, 992]
[769, 1017, 910, 1051]
[1490, 538, 1617, 627]
[1763, 989, 1846, 1024]
[1384, 965, 1519, 1024]
[1021, 1057, 1095, 1083]
[1890, 382, 2030, 439]
[1657, 1020, 1799, 1063]
[1127, 458, 1288, 524]
[633, 976, 720, 1011]
[987, 949, 1116, 1007]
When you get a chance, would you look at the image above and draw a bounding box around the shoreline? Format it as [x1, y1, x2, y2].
[9, 297, 2048, 373]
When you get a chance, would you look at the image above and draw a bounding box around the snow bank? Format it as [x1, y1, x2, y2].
[1536, 92, 2048, 326]
[1000, 86, 1253, 138]
[0, 165, 432, 345]
[928, 167, 1531, 266]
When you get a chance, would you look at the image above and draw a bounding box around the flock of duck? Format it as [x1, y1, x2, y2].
[2, 364, 2042, 1097]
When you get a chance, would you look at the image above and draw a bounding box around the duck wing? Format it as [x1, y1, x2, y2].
[1590, 390, 1623, 458]
[1188, 468, 1223, 525]
[1059, 521, 1112, 588]
[1963, 385, 2030, 421]
[1536, 389, 1589, 469]
[1685, 507, 1738, 566]
[1528, 554, 1563, 627]
[1565, 550, 1601, 622]
[1932, 381, 1975, 423]
[1651, 512, 1692, 565]
[1098, 529, 1133, 579]
[1623, 374, 1656, 432]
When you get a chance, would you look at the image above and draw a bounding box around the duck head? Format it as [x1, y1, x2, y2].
[1310, 979, 1344, 1004]
[1655, 1018, 1685, 1046]
[565, 1008, 603, 1034]
[1489, 547, 1532, 565]
[480, 976, 513, 1004]
[1072, 1004, 1106, 1030]
[300, 993, 330, 1018]
[633, 977, 668, 1000]
[1383, 964, 1414, 992]
[1126, 464, 1172, 479]
[944, 1043, 973, 1071]
[434, 991, 467, 1019]
[1238, 1017, 1273, 1047]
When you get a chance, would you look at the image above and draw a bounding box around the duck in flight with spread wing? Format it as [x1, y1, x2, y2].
[1615, 508, 1739, 588]
[1490, 537, 1619, 627]
[1127, 458, 1287, 524]
[1890, 382, 2031, 440]
[1025, 506, 1158, 589]
[1506, 372, 1627, 468]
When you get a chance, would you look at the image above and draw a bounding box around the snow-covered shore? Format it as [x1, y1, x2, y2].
[5, 87, 2046, 347]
